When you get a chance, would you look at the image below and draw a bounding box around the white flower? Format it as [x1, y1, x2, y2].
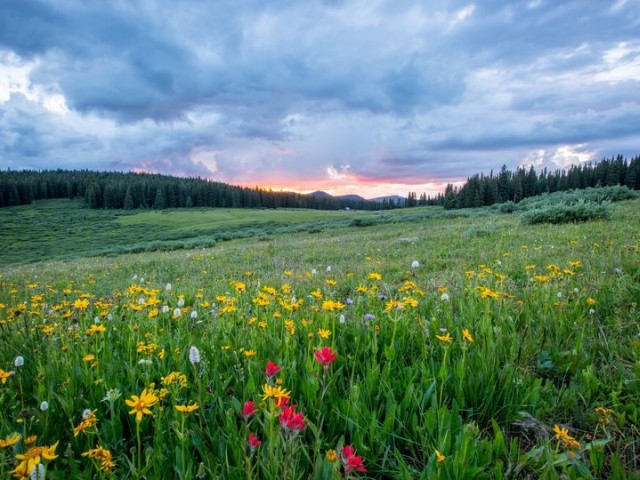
[82, 409, 93, 419]
[107, 314, 113, 321]
[189, 346, 201, 365]
[574, 288, 579, 293]
[411, 260, 420, 269]
[589, 308, 595, 315]
[30, 463, 45, 480]
[339, 314, 346, 324]
[311, 269, 317, 275]
[326, 266, 332, 272]
[440, 293, 450, 302]
[178, 298, 185, 307]
[132, 275, 138, 281]
[138, 359, 153, 366]
[40, 401, 49, 411]
[140, 277, 145, 283]
[93, 317, 100, 324]
[557, 292, 562, 298]
[190, 310, 198, 319]
[138, 297, 146, 305]
[14, 356, 24, 368]
[165, 283, 172, 292]
[173, 308, 182, 317]
[162, 305, 170, 314]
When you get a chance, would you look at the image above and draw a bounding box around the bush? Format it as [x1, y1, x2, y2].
[521, 200, 610, 225]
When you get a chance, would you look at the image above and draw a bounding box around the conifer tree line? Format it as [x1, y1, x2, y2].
[406, 154, 640, 209]
[0, 170, 381, 211]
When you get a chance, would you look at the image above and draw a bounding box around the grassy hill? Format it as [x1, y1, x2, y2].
[0, 197, 638, 478]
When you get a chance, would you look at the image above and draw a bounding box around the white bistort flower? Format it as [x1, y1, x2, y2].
[190, 310, 198, 319]
[440, 293, 450, 302]
[14, 356, 24, 368]
[411, 260, 420, 269]
[189, 346, 201, 365]
[40, 401, 49, 411]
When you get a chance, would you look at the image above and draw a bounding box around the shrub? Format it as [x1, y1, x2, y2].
[521, 200, 610, 225]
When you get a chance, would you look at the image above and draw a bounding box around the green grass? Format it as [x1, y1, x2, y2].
[0, 199, 392, 266]
[0, 199, 639, 479]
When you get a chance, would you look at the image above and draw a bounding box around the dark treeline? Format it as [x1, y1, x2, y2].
[406, 154, 640, 209]
[0, 170, 382, 211]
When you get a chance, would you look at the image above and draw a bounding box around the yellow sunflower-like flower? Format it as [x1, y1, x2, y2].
[125, 388, 158, 422]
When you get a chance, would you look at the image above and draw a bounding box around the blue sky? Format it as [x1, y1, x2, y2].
[1, 0, 639, 197]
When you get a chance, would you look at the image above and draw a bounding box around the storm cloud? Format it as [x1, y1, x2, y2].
[1, 0, 639, 196]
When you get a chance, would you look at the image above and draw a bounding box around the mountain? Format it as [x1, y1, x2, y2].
[369, 195, 406, 206]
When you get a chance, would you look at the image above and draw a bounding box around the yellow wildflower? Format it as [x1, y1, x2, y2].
[436, 333, 453, 344]
[0, 369, 14, 384]
[326, 449, 338, 462]
[82, 446, 116, 472]
[318, 329, 331, 339]
[125, 388, 158, 422]
[0, 432, 21, 448]
[85, 324, 106, 336]
[435, 449, 446, 464]
[261, 384, 291, 402]
[462, 328, 474, 342]
[175, 402, 199, 414]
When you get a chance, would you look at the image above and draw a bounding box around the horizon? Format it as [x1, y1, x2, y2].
[1, 1, 639, 198]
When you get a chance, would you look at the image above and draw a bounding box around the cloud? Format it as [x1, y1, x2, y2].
[0, 0, 639, 197]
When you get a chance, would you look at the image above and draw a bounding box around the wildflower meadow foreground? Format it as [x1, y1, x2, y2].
[1, 201, 639, 479]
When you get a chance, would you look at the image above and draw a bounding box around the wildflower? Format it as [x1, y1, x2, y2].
[13, 442, 58, 478]
[165, 283, 172, 292]
[243, 350, 257, 358]
[314, 346, 337, 373]
[462, 328, 474, 342]
[595, 406, 614, 425]
[363, 313, 375, 321]
[40, 401, 49, 412]
[188, 346, 201, 365]
[178, 298, 185, 307]
[0, 369, 14, 384]
[190, 310, 198, 319]
[586, 297, 596, 306]
[436, 333, 453, 344]
[85, 324, 106, 336]
[82, 446, 116, 472]
[440, 293, 449, 302]
[29, 463, 45, 480]
[322, 300, 345, 311]
[73, 410, 98, 437]
[74, 298, 89, 310]
[175, 402, 199, 414]
[162, 305, 170, 314]
[242, 400, 256, 420]
[125, 388, 158, 422]
[25, 435, 37, 445]
[326, 449, 338, 462]
[83, 354, 95, 362]
[318, 329, 332, 339]
[435, 449, 446, 464]
[411, 260, 420, 269]
[248, 432, 262, 451]
[552, 424, 582, 451]
[368, 272, 382, 281]
[339, 314, 346, 324]
[173, 308, 182, 317]
[15, 356, 24, 368]
[340, 445, 367, 474]
[279, 404, 307, 434]
[0, 432, 21, 448]
[265, 361, 280, 379]
[261, 384, 291, 403]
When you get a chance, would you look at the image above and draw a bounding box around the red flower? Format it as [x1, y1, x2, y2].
[314, 346, 337, 372]
[340, 445, 367, 474]
[248, 432, 262, 450]
[265, 361, 280, 379]
[242, 400, 256, 420]
[279, 404, 307, 434]
[274, 395, 290, 409]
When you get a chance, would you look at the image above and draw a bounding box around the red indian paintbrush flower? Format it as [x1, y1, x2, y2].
[314, 346, 337, 373]
[242, 400, 256, 420]
[248, 432, 262, 450]
[340, 445, 367, 474]
[279, 404, 306, 434]
[265, 361, 280, 379]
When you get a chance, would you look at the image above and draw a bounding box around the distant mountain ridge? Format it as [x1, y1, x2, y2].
[309, 190, 405, 205]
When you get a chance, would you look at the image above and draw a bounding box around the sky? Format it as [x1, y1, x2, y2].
[1, 0, 639, 199]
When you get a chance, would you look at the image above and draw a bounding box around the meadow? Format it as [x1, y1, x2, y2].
[0, 196, 639, 479]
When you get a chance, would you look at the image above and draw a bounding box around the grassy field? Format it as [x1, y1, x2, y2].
[0, 199, 387, 266]
[0, 198, 639, 479]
